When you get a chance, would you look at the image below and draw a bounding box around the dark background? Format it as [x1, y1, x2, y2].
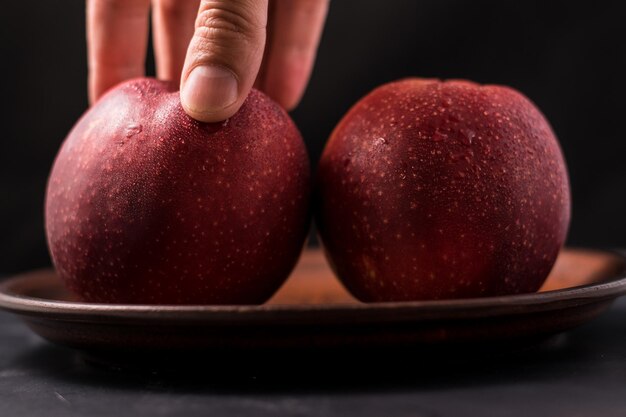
[1, 1, 625, 275]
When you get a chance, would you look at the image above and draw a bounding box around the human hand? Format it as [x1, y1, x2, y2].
[87, 0, 328, 122]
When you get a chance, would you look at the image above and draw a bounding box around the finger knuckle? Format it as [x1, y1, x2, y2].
[195, 1, 265, 43]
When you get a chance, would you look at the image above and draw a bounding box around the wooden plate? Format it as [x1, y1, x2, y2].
[0, 248, 625, 367]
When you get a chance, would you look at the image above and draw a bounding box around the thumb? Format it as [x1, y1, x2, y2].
[180, 0, 268, 122]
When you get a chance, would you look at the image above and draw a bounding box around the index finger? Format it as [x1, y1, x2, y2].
[260, 0, 328, 110]
[87, 0, 151, 103]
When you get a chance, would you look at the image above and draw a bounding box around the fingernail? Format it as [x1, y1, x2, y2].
[181, 65, 238, 115]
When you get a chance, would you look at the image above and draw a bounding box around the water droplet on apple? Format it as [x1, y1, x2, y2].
[458, 128, 475, 145]
[432, 130, 448, 142]
[125, 123, 143, 138]
[376, 137, 388, 146]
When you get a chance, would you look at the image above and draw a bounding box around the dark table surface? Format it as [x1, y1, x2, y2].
[1, 297, 626, 417]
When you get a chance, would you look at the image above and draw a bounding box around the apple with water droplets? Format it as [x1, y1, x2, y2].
[315, 79, 570, 301]
[46, 78, 311, 304]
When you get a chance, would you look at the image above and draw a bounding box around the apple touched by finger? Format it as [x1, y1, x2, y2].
[46, 78, 311, 304]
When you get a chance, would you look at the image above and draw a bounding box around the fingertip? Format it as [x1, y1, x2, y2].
[277, 90, 303, 111]
[88, 75, 110, 105]
[178, 0, 268, 122]
[88, 75, 105, 106]
[180, 101, 241, 123]
[180, 65, 242, 122]
[263, 61, 308, 111]
[88, 81, 96, 106]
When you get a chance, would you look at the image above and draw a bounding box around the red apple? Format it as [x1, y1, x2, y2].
[46, 78, 310, 304]
[315, 79, 570, 301]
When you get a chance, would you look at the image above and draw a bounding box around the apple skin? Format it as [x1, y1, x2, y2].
[46, 78, 311, 304]
[315, 79, 570, 302]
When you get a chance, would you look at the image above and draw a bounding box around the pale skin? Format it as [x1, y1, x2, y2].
[87, 0, 329, 122]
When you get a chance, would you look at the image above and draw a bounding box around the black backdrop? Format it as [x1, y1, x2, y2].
[1, 1, 625, 274]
